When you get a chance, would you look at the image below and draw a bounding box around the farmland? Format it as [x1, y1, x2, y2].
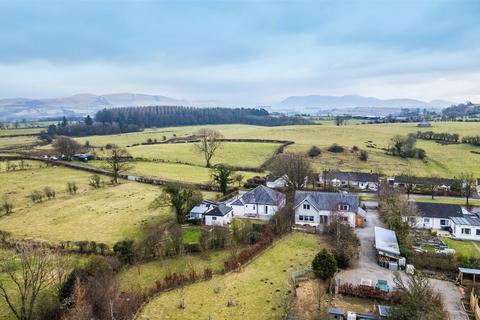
[0, 162, 217, 245]
[0, 135, 40, 150]
[74, 121, 480, 178]
[104, 141, 282, 168]
[138, 232, 321, 320]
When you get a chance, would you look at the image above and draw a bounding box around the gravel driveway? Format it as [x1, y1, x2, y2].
[336, 201, 468, 320]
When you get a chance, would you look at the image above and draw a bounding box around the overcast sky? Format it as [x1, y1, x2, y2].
[1, 0, 479, 105]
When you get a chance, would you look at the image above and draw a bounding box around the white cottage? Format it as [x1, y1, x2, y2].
[412, 202, 464, 230]
[450, 216, 480, 241]
[227, 185, 286, 220]
[294, 191, 360, 227]
[204, 204, 233, 226]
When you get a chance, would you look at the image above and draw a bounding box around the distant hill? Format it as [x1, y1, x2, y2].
[0, 93, 206, 120]
[275, 94, 453, 112]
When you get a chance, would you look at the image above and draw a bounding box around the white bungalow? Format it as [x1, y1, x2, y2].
[204, 204, 233, 226]
[227, 185, 286, 220]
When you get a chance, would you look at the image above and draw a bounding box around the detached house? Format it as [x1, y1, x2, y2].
[319, 171, 379, 191]
[412, 202, 464, 230]
[227, 185, 286, 220]
[294, 191, 361, 227]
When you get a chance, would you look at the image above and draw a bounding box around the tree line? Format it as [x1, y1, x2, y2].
[44, 106, 312, 137]
[415, 131, 460, 143]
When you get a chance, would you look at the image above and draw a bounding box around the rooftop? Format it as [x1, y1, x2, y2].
[323, 170, 379, 182]
[204, 204, 232, 217]
[374, 226, 400, 257]
[294, 191, 359, 212]
[415, 202, 464, 219]
[450, 215, 480, 226]
[231, 185, 285, 206]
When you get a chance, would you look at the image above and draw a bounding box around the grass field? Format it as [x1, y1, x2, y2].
[0, 164, 218, 245]
[74, 122, 480, 178]
[443, 238, 480, 258]
[138, 232, 321, 320]
[0, 128, 42, 136]
[113, 141, 281, 168]
[0, 135, 40, 150]
[118, 249, 232, 291]
[86, 160, 259, 185]
[415, 197, 480, 207]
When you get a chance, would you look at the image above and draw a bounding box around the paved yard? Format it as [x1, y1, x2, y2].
[337, 201, 467, 320]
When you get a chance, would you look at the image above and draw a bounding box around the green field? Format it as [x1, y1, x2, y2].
[86, 160, 258, 185]
[74, 122, 480, 178]
[443, 238, 480, 258]
[0, 164, 218, 245]
[0, 135, 40, 150]
[138, 232, 321, 320]
[113, 141, 281, 168]
[119, 249, 232, 291]
[415, 197, 480, 207]
[0, 127, 42, 136]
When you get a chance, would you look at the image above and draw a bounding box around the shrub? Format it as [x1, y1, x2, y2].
[333, 248, 351, 269]
[416, 148, 427, 159]
[312, 249, 337, 280]
[29, 190, 45, 203]
[308, 146, 321, 157]
[43, 186, 56, 200]
[89, 175, 102, 188]
[1, 198, 13, 214]
[359, 150, 368, 161]
[113, 239, 136, 264]
[66, 181, 78, 195]
[327, 143, 344, 153]
[352, 145, 359, 152]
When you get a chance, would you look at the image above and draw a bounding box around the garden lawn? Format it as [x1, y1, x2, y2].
[443, 238, 480, 258]
[119, 141, 281, 168]
[138, 232, 321, 320]
[415, 197, 480, 207]
[74, 122, 480, 177]
[118, 249, 232, 291]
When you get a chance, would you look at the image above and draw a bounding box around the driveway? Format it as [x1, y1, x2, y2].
[337, 201, 467, 320]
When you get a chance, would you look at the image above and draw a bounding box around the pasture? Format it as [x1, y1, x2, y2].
[0, 135, 40, 150]
[138, 232, 321, 320]
[0, 163, 217, 245]
[0, 127, 42, 136]
[114, 141, 281, 168]
[74, 122, 480, 178]
[86, 160, 258, 185]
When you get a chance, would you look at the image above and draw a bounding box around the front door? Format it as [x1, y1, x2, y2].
[320, 215, 328, 224]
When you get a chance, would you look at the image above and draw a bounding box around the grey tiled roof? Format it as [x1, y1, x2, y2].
[415, 202, 463, 219]
[232, 185, 285, 206]
[294, 191, 359, 212]
[204, 204, 232, 217]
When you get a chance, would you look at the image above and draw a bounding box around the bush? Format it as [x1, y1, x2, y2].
[43, 186, 56, 200]
[29, 190, 45, 203]
[327, 143, 344, 153]
[89, 175, 102, 188]
[308, 146, 321, 157]
[352, 145, 359, 152]
[334, 248, 351, 269]
[1, 198, 13, 214]
[113, 239, 136, 264]
[312, 249, 337, 280]
[66, 181, 78, 195]
[359, 150, 368, 161]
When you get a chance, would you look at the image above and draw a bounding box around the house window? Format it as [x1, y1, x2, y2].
[462, 228, 471, 235]
[476, 229, 480, 236]
[253, 205, 256, 210]
[339, 204, 349, 211]
[423, 218, 430, 223]
[265, 206, 268, 214]
[440, 219, 448, 226]
[212, 217, 217, 221]
[309, 216, 314, 222]
[299, 215, 304, 221]
[303, 203, 310, 210]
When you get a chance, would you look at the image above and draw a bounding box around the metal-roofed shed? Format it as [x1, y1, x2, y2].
[374, 226, 400, 269]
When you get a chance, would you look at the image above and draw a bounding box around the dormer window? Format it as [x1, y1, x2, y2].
[303, 203, 310, 210]
[338, 204, 349, 211]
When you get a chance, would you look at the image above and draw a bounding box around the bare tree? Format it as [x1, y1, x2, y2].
[195, 128, 223, 167]
[268, 153, 312, 190]
[0, 244, 54, 320]
[103, 145, 133, 184]
[460, 172, 476, 206]
[52, 136, 82, 159]
[233, 173, 245, 188]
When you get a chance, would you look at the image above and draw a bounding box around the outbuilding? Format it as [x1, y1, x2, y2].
[374, 226, 400, 269]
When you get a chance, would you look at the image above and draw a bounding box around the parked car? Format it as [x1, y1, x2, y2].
[375, 279, 390, 293]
